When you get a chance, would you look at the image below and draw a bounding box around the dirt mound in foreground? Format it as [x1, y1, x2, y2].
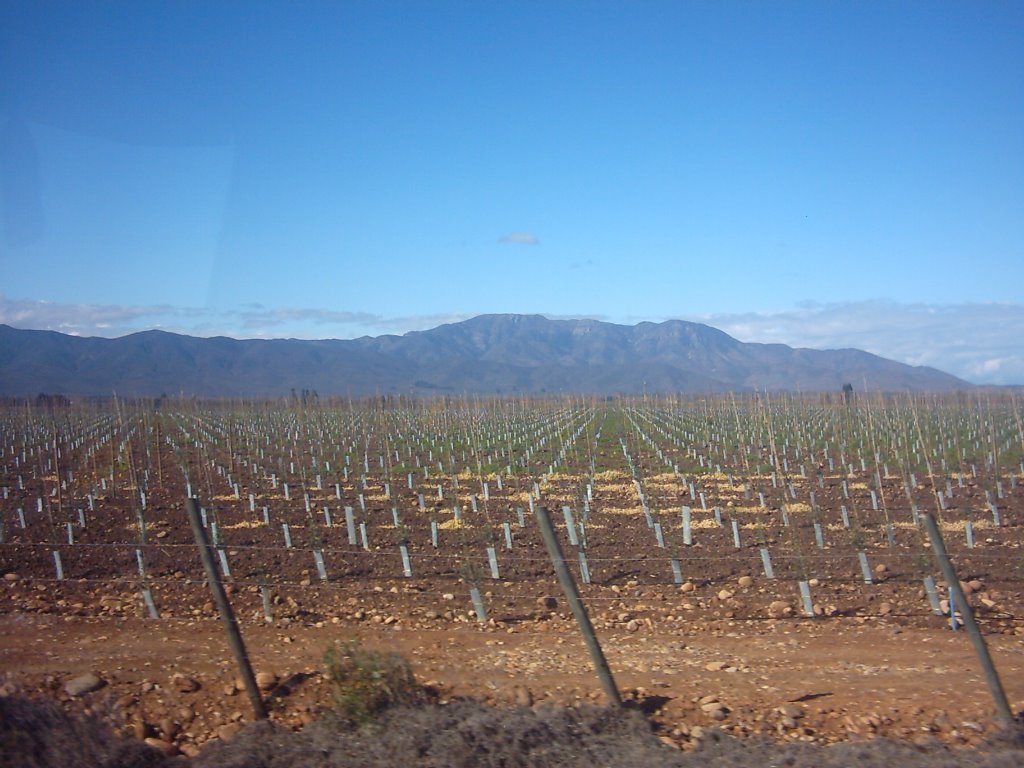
[4, 695, 1024, 768]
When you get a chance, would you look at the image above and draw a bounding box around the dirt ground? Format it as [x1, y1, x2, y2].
[2, 401, 1024, 760]
[2, 590, 1023, 757]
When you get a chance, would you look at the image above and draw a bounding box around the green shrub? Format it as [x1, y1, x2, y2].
[323, 639, 424, 724]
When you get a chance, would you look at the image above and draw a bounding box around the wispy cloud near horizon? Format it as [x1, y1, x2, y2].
[0, 294, 197, 336]
[0, 294, 475, 342]
[236, 306, 380, 330]
[673, 300, 1024, 386]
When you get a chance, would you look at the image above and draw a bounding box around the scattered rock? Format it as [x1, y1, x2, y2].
[64, 672, 105, 697]
[255, 671, 278, 691]
[512, 685, 533, 707]
[537, 595, 558, 610]
[717, 589, 734, 601]
[779, 703, 804, 720]
[131, 720, 152, 741]
[680, 582, 695, 593]
[158, 717, 178, 739]
[216, 723, 242, 742]
[144, 737, 178, 756]
[705, 661, 728, 672]
[738, 576, 754, 588]
[700, 700, 729, 720]
[2, 573, 18, 582]
[172, 674, 200, 693]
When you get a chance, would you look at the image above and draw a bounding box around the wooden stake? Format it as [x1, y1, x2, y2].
[186, 497, 267, 720]
[536, 506, 621, 707]
[922, 512, 1013, 729]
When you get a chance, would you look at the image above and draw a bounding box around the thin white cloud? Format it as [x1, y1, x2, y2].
[0, 295, 473, 343]
[237, 306, 381, 330]
[372, 312, 475, 334]
[541, 312, 611, 322]
[498, 232, 540, 246]
[0, 293, 193, 336]
[673, 301, 1024, 386]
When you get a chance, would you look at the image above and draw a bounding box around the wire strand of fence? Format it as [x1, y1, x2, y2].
[3, 538, 1020, 565]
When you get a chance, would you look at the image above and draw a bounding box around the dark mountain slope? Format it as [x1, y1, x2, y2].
[0, 314, 970, 396]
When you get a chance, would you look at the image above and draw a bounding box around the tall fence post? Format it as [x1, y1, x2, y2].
[922, 512, 1013, 730]
[536, 505, 621, 707]
[186, 496, 267, 720]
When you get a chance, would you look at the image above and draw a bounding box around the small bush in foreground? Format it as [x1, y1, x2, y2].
[322, 639, 424, 724]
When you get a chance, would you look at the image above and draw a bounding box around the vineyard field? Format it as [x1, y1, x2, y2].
[2, 393, 1024, 753]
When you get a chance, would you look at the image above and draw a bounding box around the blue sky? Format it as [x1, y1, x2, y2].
[1, 1, 1022, 384]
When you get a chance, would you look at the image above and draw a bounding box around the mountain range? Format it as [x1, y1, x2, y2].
[0, 314, 970, 397]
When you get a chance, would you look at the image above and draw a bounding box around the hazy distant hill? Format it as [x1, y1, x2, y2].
[0, 314, 970, 397]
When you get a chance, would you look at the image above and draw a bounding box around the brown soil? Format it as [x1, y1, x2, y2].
[2, 401, 1023, 759]
[2, 584, 1023, 756]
